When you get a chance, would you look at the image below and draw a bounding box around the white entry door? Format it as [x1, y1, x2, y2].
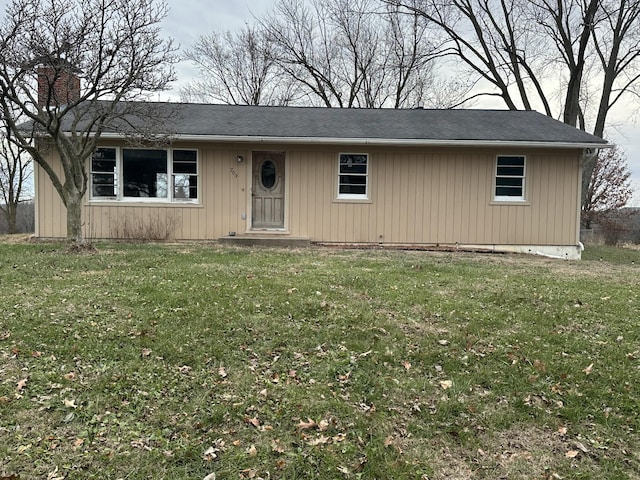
[252, 151, 285, 229]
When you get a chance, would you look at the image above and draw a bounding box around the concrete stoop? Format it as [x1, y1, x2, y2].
[218, 235, 310, 248]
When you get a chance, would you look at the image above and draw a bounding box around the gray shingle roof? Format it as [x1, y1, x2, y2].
[101, 103, 607, 147]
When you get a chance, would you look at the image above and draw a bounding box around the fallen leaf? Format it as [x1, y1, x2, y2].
[575, 442, 589, 453]
[557, 426, 568, 436]
[63, 372, 76, 380]
[533, 359, 546, 372]
[333, 433, 347, 442]
[73, 438, 84, 447]
[247, 444, 257, 456]
[203, 473, 216, 480]
[245, 416, 260, 428]
[565, 450, 579, 458]
[271, 439, 285, 453]
[297, 418, 317, 430]
[337, 465, 350, 475]
[438, 339, 450, 346]
[63, 398, 77, 408]
[141, 348, 152, 358]
[307, 435, 329, 446]
[218, 366, 227, 378]
[439, 380, 453, 390]
[318, 419, 329, 431]
[259, 388, 268, 397]
[179, 365, 192, 374]
[384, 435, 394, 447]
[403, 360, 411, 371]
[584, 363, 594, 375]
[16, 378, 28, 392]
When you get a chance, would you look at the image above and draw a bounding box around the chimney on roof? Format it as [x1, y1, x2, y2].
[37, 59, 81, 107]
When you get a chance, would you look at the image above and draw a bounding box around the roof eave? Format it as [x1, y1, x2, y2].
[96, 132, 610, 149]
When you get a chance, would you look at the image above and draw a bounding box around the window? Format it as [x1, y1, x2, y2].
[495, 155, 525, 201]
[338, 153, 368, 199]
[90, 147, 198, 202]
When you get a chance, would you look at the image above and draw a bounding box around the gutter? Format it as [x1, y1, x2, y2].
[96, 132, 610, 150]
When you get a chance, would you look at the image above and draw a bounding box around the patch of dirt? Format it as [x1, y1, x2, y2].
[402, 425, 600, 479]
[65, 242, 98, 255]
[0, 234, 36, 244]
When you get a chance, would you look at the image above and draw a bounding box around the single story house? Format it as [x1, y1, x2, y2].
[34, 103, 608, 259]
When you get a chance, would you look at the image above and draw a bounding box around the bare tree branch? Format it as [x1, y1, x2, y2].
[0, 0, 178, 243]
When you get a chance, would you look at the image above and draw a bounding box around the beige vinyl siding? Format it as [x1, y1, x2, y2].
[35, 143, 582, 247]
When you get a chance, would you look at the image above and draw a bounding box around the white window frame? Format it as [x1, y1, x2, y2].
[337, 153, 369, 200]
[494, 155, 526, 202]
[90, 147, 199, 203]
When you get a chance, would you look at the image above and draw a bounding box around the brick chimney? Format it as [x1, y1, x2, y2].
[37, 61, 81, 107]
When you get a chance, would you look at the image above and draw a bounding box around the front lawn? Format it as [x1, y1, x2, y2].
[1, 242, 639, 479]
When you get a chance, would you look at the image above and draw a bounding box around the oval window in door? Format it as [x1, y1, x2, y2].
[261, 160, 276, 189]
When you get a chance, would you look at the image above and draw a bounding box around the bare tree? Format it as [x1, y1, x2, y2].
[0, 0, 177, 244]
[384, 0, 640, 200]
[255, 0, 464, 108]
[181, 25, 297, 106]
[581, 145, 633, 229]
[0, 111, 32, 234]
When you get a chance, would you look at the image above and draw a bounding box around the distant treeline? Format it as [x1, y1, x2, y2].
[0, 201, 34, 234]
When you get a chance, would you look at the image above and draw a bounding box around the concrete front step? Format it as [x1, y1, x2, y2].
[218, 235, 311, 248]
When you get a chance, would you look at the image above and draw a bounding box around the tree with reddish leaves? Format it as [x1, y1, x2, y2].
[581, 145, 633, 233]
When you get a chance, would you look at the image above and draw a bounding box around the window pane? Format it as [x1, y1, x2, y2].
[173, 174, 198, 199]
[497, 166, 524, 176]
[91, 148, 116, 197]
[340, 175, 367, 186]
[497, 156, 525, 167]
[496, 186, 523, 196]
[173, 150, 197, 162]
[340, 154, 367, 174]
[496, 177, 523, 187]
[92, 174, 115, 185]
[173, 162, 197, 174]
[93, 184, 116, 196]
[340, 184, 367, 195]
[173, 150, 197, 174]
[123, 149, 167, 198]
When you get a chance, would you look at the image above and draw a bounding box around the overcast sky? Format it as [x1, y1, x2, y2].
[0, 0, 639, 202]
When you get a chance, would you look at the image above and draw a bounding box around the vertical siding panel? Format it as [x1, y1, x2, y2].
[444, 158, 456, 242]
[430, 155, 440, 243]
[322, 152, 332, 241]
[412, 154, 424, 243]
[399, 154, 411, 242]
[422, 154, 433, 242]
[288, 152, 299, 236]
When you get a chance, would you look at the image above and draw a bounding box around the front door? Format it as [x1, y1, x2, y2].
[252, 151, 285, 229]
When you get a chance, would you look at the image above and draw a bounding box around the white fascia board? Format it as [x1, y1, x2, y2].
[96, 132, 610, 149]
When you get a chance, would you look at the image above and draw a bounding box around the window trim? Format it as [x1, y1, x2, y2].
[89, 147, 200, 204]
[336, 152, 370, 201]
[493, 155, 526, 203]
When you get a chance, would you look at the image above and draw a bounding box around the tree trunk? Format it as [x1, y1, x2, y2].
[65, 192, 84, 244]
[6, 202, 18, 234]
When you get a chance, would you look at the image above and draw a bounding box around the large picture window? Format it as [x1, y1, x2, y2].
[338, 153, 368, 199]
[495, 155, 526, 202]
[90, 147, 198, 202]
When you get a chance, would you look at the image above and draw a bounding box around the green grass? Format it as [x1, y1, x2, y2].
[1, 241, 639, 479]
